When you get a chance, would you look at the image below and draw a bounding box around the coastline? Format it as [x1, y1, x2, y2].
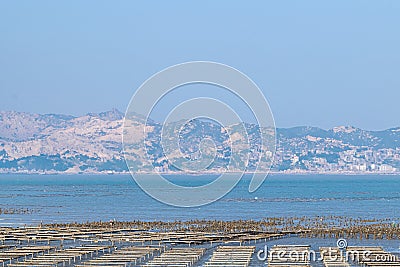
[0, 170, 399, 176]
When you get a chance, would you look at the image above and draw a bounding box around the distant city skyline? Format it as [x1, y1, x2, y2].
[1, 1, 399, 130]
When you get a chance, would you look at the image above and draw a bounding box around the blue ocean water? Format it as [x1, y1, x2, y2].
[0, 174, 399, 226]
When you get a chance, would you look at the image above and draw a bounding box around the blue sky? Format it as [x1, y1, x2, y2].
[0, 1, 399, 130]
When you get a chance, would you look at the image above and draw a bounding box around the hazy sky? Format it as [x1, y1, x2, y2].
[0, 1, 399, 130]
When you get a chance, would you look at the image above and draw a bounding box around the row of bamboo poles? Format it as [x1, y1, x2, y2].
[38, 216, 400, 241]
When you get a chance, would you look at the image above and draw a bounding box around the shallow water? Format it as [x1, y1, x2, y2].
[0, 174, 399, 226]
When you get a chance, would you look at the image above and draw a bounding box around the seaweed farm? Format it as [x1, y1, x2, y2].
[1, 175, 400, 265]
[0, 217, 399, 267]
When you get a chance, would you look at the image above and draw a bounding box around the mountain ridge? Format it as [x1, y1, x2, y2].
[0, 110, 399, 174]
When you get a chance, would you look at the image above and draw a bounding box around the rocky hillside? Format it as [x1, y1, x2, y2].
[0, 109, 125, 173]
[0, 110, 399, 173]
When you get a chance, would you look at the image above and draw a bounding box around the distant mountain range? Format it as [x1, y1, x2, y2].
[0, 110, 399, 174]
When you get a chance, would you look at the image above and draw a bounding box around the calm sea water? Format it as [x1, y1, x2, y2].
[0, 174, 399, 226]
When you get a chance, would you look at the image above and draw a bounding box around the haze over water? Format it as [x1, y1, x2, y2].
[0, 174, 399, 227]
